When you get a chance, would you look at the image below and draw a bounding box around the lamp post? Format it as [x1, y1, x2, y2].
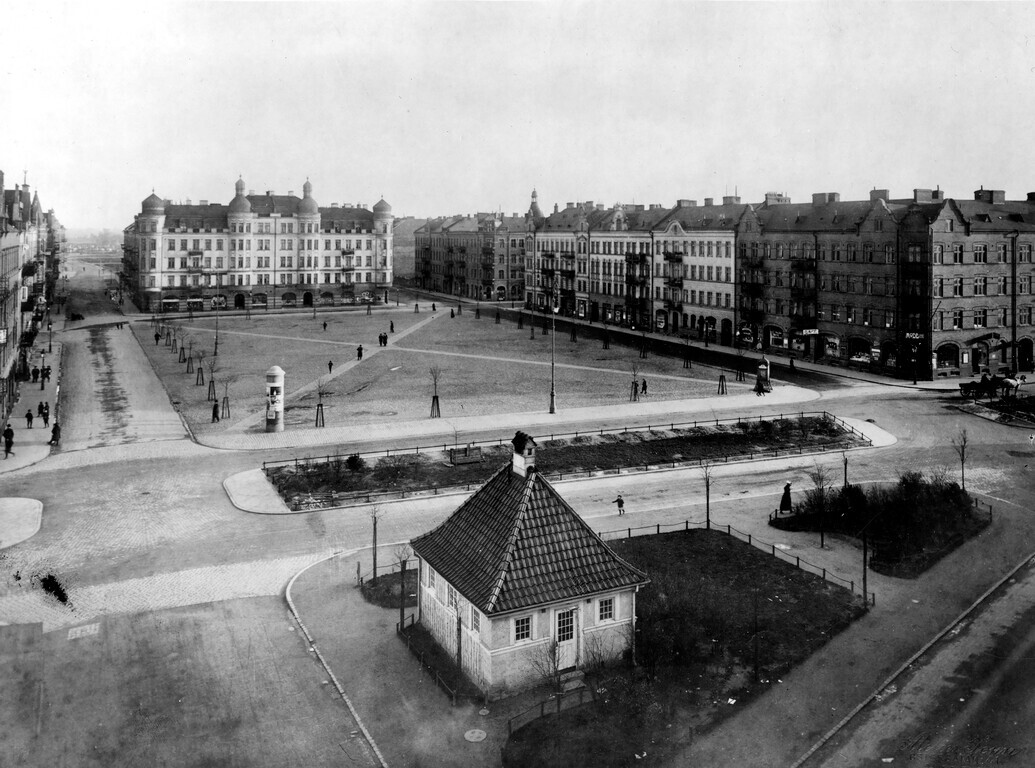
[911, 343, 919, 385]
[40, 351, 46, 390]
[549, 296, 558, 414]
[47, 321, 52, 353]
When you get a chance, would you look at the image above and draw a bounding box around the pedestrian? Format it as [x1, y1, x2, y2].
[357, 344, 363, 360]
[42, 407, 49, 428]
[780, 482, 793, 514]
[432, 303, 437, 312]
[37, 402, 45, 418]
[211, 401, 220, 423]
[32, 366, 39, 383]
[789, 356, 796, 372]
[48, 422, 60, 446]
[43, 366, 51, 382]
[450, 308, 455, 318]
[328, 360, 334, 374]
[25, 410, 33, 429]
[754, 375, 767, 396]
[3, 423, 13, 458]
[323, 321, 327, 331]
[612, 494, 626, 515]
[154, 331, 161, 345]
[641, 378, 648, 395]
[390, 321, 394, 333]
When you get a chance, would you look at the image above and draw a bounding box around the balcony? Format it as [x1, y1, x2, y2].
[741, 282, 765, 298]
[541, 266, 555, 278]
[789, 257, 815, 271]
[665, 276, 684, 288]
[625, 272, 646, 286]
[742, 254, 764, 268]
[790, 284, 816, 299]
[663, 298, 683, 311]
[663, 251, 683, 264]
[482, 246, 494, 256]
[481, 255, 495, 267]
[625, 252, 648, 266]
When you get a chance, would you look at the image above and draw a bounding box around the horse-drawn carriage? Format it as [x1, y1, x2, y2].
[959, 374, 1024, 401]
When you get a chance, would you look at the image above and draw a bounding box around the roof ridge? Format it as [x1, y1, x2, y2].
[485, 471, 534, 613]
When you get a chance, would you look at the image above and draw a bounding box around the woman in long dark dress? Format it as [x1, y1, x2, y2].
[780, 482, 793, 513]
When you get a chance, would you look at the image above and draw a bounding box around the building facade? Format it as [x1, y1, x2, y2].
[414, 212, 526, 302]
[737, 187, 1035, 379]
[0, 170, 62, 420]
[123, 178, 393, 312]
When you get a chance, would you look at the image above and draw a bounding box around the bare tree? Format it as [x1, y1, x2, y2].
[526, 638, 563, 693]
[702, 462, 713, 530]
[369, 504, 383, 582]
[205, 357, 219, 401]
[394, 544, 412, 628]
[951, 428, 969, 491]
[221, 373, 239, 419]
[429, 366, 442, 418]
[194, 350, 207, 385]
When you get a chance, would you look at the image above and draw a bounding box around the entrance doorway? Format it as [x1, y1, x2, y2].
[555, 607, 577, 670]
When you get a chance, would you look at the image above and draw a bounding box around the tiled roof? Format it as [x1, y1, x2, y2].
[953, 200, 1035, 231]
[657, 203, 750, 232]
[755, 200, 896, 232]
[411, 459, 649, 616]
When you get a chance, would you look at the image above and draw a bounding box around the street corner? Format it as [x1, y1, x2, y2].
[0, 498, 44, 549]
[222, 468, 294, 515]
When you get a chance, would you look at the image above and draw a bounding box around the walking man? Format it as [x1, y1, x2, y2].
[612, 494, 626, 515]
[37, 402, 45, 418]
[42, 404, 50, 428]
[390, 321, 394, 333]
[211, 401, 220, 423]
[48, 422, 60, 446]
[356, 345, 363, 360]
[641, 378, 648, 395]
[323, 321, 327, 332]
[3, 423, 14, 458]
[154, 331, 161, 345]
[780, 482, 793, 514]
[32, 366, 39, 383]
[25, 410, 33, 429]
[328, 360, 333, 374]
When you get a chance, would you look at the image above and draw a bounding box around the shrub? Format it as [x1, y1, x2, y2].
[345, 453, 366, 473]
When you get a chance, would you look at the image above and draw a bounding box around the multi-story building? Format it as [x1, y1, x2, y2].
[124, 178, 394, 312]
[523, 192, 741, 343]
[738, 187, 1035, 379]
[390, 217, 428, 283]
[0, 170, 61, 419]
[414, 212, 526, 302]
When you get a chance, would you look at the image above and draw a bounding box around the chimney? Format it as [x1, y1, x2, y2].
[585, 201, 594, 208]
[596, 203, 605, 210]
[511, 431, 537, 477]
[553, 203, 559, 213]
[566, 202, 574, 209]
[976, 189, 1006, 204]
[914, 189, 933, 203]
[199, 200, 208, 206]
[248, 189, 254, 195]
[331, 202, 340, 208]
[704, 198, 714, 206]
[1026, 192, 1035, 204]
[723, 195, 741, 205]
[266, 190, 275, 196]
[185, 198, 192, 205]
[288, 190, 294, 197]
[813, 192, 841, 205]
[677, 199, 697, 208]
[869, 189, 889, 202]
[931, 189, 945, 201]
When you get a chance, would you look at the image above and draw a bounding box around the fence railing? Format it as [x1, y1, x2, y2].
[395, 614, 484, 706]
[596, 518, 876, 605]
[506, 686, 599, 737]
[262, 410, 871, 476]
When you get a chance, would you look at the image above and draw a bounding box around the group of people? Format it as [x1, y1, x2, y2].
[26, 401, 51, 428]
[30, 365, 52, 384]
[376, 332, 389, 347]
[3, 418, 61, 459]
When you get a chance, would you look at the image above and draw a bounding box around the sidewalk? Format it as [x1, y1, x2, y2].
[1, 340, 63, 475]
[288, 551, 543, 768]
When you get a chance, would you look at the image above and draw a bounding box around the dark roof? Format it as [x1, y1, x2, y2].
[953, 200, 1035, 232]
[411, 460, 649, 616]
[657, 203, 750, 232]
[755, 200, 899, 233]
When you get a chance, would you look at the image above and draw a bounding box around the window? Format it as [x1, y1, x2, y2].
[514, 616, 531, 642]
[999, 307, 1008, 326]
[427, 567, 435, 589]
[998, 243, 1008, 263]
[953, 278, 964, 297]
[974, 308, 987, 328]
[1022, 307, 1033, 324]
[952, 244, 964, 264]
[933, 244, 943, 264]
[447, 585, 458, 612]
[974, 244, 988, 264]
[885, 245, 895, 264]
[471, 608, 480, 633]
[953, 309, 964, 329]
[974, 277, 987, 296]
[997, 276, 1007, 295]
[598, 597, 614, 622]
[1021, 244, 1032, 263]
[907, 245, 923, 263]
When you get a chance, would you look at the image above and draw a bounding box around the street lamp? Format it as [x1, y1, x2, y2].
[40, 351, 46, 390]
[911, 343, 919, 385]
[549, 297, 558, 414]
[47, 321, 52, 353]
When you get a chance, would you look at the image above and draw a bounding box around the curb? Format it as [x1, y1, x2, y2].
[284, 551, 389, 768]
[789, 539, 1035, 768]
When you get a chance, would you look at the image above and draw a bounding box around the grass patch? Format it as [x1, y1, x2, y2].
[397, 621, 484, 701]
[269, 415, 864, 506]
[770, 471, 988, 577]
[359, 568, 418, 610]
[502, 529, 865, 768]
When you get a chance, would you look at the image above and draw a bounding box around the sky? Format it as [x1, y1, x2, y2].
[3, 1, 1035, 231]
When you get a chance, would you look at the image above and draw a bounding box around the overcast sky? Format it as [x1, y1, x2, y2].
[3, 1, 1035, 231]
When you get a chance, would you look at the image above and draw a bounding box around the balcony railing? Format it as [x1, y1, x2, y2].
[625, 252, 647, 266]
[666, 276, 684, 288]
[663, 251, 683, 263]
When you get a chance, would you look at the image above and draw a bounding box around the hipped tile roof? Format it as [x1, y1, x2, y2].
[411, 458, 649, 616]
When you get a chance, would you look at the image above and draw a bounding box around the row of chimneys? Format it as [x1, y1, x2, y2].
[558, 196, 746, 213]
[180, 193, 363, 209]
